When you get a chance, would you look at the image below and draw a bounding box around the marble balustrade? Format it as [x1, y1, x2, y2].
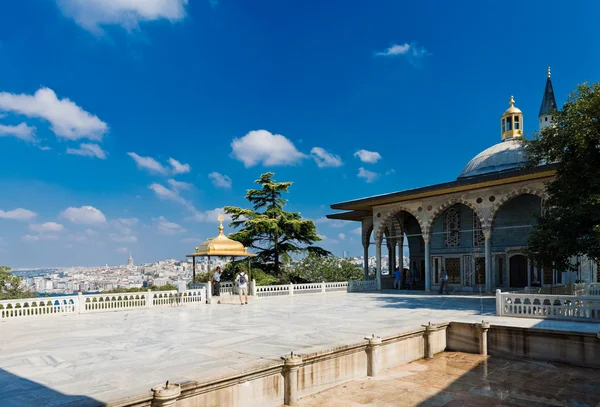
[348, 280, 377, 292]
[0, 281, 353, 319]
[0, 288, 206, 320]
[496, 290, 600, 321]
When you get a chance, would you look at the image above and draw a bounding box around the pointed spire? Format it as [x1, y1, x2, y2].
[539, 67, 557, 117]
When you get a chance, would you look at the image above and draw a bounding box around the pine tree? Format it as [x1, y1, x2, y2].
[224, 172, 329, 276]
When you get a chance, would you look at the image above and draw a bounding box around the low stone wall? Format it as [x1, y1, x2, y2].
[109, 324, 449, 407]
[447, 321, 600, 370]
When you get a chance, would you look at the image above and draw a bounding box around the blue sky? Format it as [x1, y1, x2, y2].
[0, 0, 599, 268]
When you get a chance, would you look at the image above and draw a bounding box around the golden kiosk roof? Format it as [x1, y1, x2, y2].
[186, 215, 256, 258]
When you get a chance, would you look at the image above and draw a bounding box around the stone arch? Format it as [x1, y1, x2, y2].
[375, 206, 424, 244]
[425, 198, 486, 237]
[362, 224, 374, 247]
[487, 187, 547, 226]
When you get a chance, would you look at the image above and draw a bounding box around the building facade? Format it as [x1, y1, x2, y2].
[327, 70, 598, 292]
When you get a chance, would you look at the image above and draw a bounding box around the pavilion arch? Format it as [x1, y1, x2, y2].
[362, 224, 374, 248]
[425, 198, 486, 237]
[375, 207, 425, 245]
[487, 187, 548, 227]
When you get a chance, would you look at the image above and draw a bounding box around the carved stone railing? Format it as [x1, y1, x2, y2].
[348, 280, 377, 292]
[496, 290, 600, 321]
[585, 283, 600, 296]
[0, 288, 206, 320]
[255, 282, 349, 298]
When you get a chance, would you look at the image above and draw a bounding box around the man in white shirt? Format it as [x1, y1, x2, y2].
[212, 266, 221, 297]
[235, 270, 249, 305]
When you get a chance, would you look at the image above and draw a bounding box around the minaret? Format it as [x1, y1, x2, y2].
[500, 96, 524, 141]
[538, 67, 557, 131]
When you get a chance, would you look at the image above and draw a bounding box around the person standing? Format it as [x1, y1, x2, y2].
[393, 267, 401, 290]
[439, 268, 449, 295]
[235, 270, 249, 305]
[405, 272, 413, 290]
[212, 266, 222, 297]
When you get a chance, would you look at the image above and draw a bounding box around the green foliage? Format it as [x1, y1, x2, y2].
[102, 283, 178, 293]
[223, 260, 279, 285]
[225, 172, 330, 276]
[524, 82, 600, 270]
[0, 266, 33, 300]
[285, 254, 363, 283]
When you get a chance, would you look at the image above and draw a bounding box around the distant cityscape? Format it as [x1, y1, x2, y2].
[11, 253, 408, 295]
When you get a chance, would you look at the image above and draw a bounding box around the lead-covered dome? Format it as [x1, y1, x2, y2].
[458, 139, 527, 179]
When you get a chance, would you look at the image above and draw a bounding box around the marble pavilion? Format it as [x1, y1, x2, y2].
[327, 69, 598, 292]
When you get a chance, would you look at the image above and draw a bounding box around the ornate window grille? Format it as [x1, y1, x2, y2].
[473, 213, 485, 247]
[444, 206, 461, 248]
[475, 257, 485, 285]
[444, 258, 461, 284]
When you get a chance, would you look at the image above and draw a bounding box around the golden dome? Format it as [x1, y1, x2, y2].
[186, 215, 256, 258]
[503, 96, 522, 115]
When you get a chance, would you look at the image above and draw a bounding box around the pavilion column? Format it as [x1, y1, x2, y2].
[387, 240, 395, 275]
[484, 229, 492, 293]
[375, 243, 382, 290]
[363, 244, 369, 280]
[424, 234, 431, 292]
[192, 256, 196, 282]
[398, 236, 404, 270]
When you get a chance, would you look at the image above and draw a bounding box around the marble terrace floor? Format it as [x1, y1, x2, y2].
[1, 291, 599, 406]
[296, 352, 600, 407]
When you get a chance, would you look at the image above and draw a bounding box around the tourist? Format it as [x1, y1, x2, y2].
[439, 268, 449, 295]
[212, 266, 221, 297]
[235, 270, 249, 305]
[393, 266, 401, 289]
[405, 272, 413, 290]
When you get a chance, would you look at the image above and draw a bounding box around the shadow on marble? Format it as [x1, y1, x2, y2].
[0, 368, 102, 407]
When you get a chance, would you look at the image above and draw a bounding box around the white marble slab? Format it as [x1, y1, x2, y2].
[0, 291, 597, 406]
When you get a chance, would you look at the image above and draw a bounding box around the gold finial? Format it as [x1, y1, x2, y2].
[217, 214, 225, 234]
[509, 95, 515, 107]
[547, 66, 551, 78]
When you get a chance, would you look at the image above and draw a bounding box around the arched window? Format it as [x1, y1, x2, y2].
[444, 206, 460, 248]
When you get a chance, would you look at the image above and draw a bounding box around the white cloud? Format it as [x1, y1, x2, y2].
[315, 217, 346, 228]
[310, 147, 343, 168]
[68, 233, 89, 242]
[354, 149, 382, 164]
[169, 157, 190, 174]
[153, 216, 186, 235]
[66, 143, 107, 159]
[56, 0, 189, 32]
[208, 172, 232, 189]
[231, 129, 306, 167]
[149, 183, 193, 210]
[29, 222, 64, 233]
[22, 233, 59, 242]
[0, 87, 108, 141]
[318, 234, 327, 240]
[385, 169, 396, 175]
[167, 179, 192, 191]
[111, 234, 138, 243]
[191, 207, 232, 223]
[117, 247, 129, 254]
[61, 206, 107, 225]
[351, 227, 362, 236]
[358, 167, 378, 183]
[338, 233, 346, 240]
[0, 208, 37, 221]
[128, 152, 168, 175]
[117, 218, 138, 227]
[0, 122, 36, 142]
[84, 228, 97, 236]
[375, 42, 430, 66]
[376, 43, 411, 56]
